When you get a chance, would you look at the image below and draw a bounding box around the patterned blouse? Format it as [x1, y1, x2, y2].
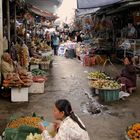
[42, 116, 90, 140]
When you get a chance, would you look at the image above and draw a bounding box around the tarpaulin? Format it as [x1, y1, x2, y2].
[25, 0, 63, 13]
[29, 5, 58, 19]
[77, 0, 122, 9]
[76, 8, 100, 16]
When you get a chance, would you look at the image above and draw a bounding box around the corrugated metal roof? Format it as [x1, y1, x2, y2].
[107, 1, 140, 15]
[77, 0, 122, 9]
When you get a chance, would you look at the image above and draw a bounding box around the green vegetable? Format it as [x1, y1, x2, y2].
[31, 69, 49, 76]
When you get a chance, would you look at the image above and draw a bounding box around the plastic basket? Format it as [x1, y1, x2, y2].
[99, 88, 120, 102]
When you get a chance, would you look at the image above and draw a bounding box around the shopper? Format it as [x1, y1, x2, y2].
[45, 31, 52, 46]
[40, 99, 90, 140]
[127, 23, 137, 38]
[52, 34, 60, 55]
[75, 32, 83, 43]
[117, 57, 137, 93]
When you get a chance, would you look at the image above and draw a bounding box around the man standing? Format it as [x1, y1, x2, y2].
[52, 33, 60, 55]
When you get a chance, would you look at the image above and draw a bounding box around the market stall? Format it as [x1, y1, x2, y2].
[29, 69, 48, 94]
[2, 68, 33, 102]
[2, 114, 55, 140]
[88, 71, 121, 102]
[59, 41, 78, 59]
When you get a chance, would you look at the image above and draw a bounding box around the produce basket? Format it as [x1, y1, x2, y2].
[125, 123, 140, 140]
[3, 114, 43, 140]
[99, 88, 120, 102]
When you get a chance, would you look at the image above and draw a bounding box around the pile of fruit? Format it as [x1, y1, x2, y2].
[89, 79, 121, 89]
[30, 58, 41, 64]
[126, 123, 140, 140]
[88, 71, 107, 80]
[7, 117, 42, 129]
[3, 68, 33, 87]
[19, 44, 29, 68]
[42, 55, 52, 61]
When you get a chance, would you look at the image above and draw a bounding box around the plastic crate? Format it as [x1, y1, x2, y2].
[99, 89, 120, 102]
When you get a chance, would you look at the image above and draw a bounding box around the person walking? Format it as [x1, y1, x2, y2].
[52, 33, 60, 55]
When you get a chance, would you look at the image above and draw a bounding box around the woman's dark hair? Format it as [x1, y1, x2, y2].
[124, 56, 133, 64]
[55, 99, 86, 131]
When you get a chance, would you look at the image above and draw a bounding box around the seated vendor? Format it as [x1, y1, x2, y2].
[1, 52, 15, 79]
[39, 99, 90, 140]
[29, 42, 41, 58]
[117, 56, 137, 93]
[127, 23, 137, 38]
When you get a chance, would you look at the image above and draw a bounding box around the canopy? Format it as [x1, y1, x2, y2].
[29, 5, 58, 20]
[25, 0, 63, 13]
[76, 8, 100, 16]
[77, 0, 122, 9]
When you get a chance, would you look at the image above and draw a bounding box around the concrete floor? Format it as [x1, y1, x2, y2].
[0, 56, 140, 140]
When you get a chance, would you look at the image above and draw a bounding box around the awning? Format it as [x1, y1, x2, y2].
[25, 0, 63, 13]
[76, 8, 100, 16]
[29, 5, 58, 20]
[77, 0, 122, 9]
[107, 1, 140, 15]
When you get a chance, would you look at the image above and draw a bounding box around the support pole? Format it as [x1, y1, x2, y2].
[7, 0, 10, 48]
[14, 1, 17, 42]
[0, 0, 3, 84]
[25, 21, 27, 44]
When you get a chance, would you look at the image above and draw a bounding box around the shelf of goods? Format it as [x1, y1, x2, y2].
[88, 71, 121, 102]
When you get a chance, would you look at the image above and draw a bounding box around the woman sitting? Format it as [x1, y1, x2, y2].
[1, 52, 15, 80]
[39, 99, 90, 140]
[117, 57, 137, 93]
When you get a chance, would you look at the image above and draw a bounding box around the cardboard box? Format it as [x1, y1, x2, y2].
[11, 87, 29, 102]
[29, 82, 45, 94]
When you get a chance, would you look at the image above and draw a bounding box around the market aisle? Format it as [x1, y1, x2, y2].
[1, 56, 140, 140]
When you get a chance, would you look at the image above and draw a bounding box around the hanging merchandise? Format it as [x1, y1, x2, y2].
[19, 43, 29, 68]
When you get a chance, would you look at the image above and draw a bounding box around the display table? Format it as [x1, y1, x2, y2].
[11, 87, 29, 102]
[29, 81, 45, 94]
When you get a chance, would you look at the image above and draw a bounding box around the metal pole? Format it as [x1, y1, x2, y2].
[7, 0, 10, 48]
[25, 21, 27, 44]
[0, 0, 3, 84]
[14, 1, 17, 43]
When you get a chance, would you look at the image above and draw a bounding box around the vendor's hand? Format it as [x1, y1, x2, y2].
[39, 123, 46, 132]
[53, 120, 61, 131]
